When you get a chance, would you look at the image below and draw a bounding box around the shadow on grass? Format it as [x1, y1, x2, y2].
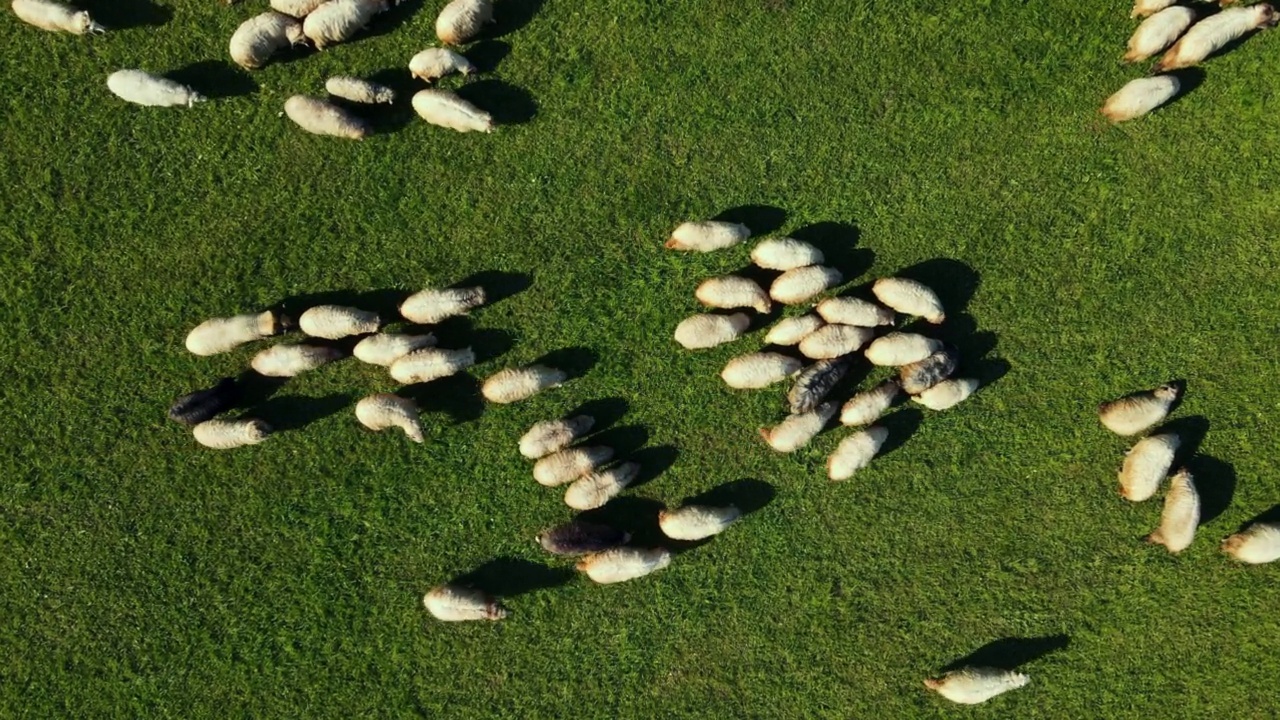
[1238, 503, 1280, 532]
[401, 373, 484, 423]
[629, 445, 679, 488]
[235, 369, 289, 408]
[1187, 454, 1236, 526]
[570, 397, 629, 435]
[578, 497, 667, 548]
[364, 0, 426, 42]
[168, 61, 258, 100]
[466, 40, 513, 73]
[457, 80, 538, 125]
[1155, 67, 1207, 114]
[893, 258, 981, 315]
[877, 408, 923, 457]
[453, 556, 573, 597]
[714, 205, 787, 236]
[791, 221, 875, 282]
[486, 0, 547, 39]
[1153, 415, 1209, 466]
[453, 270, 532, 306]
[87, 0, 172, 28]
[252, 393, 352, 432]
[941, 635, 1070, 673]
[533, 346, 599, 380]
[590, 425, 650, 460]
[681, 479, 776, 515]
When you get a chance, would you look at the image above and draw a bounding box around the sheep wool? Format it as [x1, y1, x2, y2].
[815, 297, 895, 327]
[538, 521, 630, 556]
[355, 393, 424, 443]
[325, 76, 395, 104]
[270, 0, 328, 17]
[185, 311, 284, 356]
[193, 418, 271, 449]
[1154, 4, 1278, 71]
[303, 0, 388, 49]
[788, 357, 851, 414]
[912, 377, 979, 411]
[533, 446, 615, 487]
[284, 95, 370, 139]
[798, 324, 874, 360]
[298, 304, 379, 339]
[1221, 522, 1280, 564]
[412, 89, 493, 133]
[872, 277, 944, 323]
[400, 286, 486, 324]
[1100, 75, 1180, 123]
[409, 48, 477, 82]
[770, 265, 843, 305]
[388, 347, 476, 384]
[107, 70, 205, 108]
[169, 377, 240, 426]
[1118, 433, 1180, 502]
[696, 276, 771, 314]
[519, 415, 595, 459]
[436, 0, 493, 45]
[1124, 5, 1198, 62]
[12, 0, 104, 34]
[827, 425, 888, 480]
[865, 332, 943, 366]
[576, 547, 671, 584]
[721, 353, 804, 389]
[423, 584, 506, 621]
[1098, 383, 1180, 436]
[229, 11, 304, 69]
[925, 668, 1030, 705]
[564, 462, 640, 510]
[750, 237, 824, 270]
[352, 332, 437, 366]
[665, 221, 751, 251]
[659, 504, 741, 541]
[1147, 468, 1200, 553]
[1130, 0, 1175, 18]
[482, 365, 567, 404]
[251, 344, 344, 377]
[674, 313, 750, 350]
[765, 314, 824, 346]
[840, 379, 899, 426]
[899, 348, 958, 396]
[760, 402, 836, 453]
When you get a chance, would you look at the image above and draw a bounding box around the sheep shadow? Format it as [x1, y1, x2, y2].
[532, 346, 599, 380]
[1187, 454, 1236, 526]
[452, 270, 532, 306]
[791, 221, 875, 282]
[486, 0, 547, 39]
[877, 408, 923, 457]
[363, 68, 422, 133]
[1152, 415, 1210, 466]
[1100, 379, 1187, 419]
[364, 0, 427, 41]
[681, 479, 777, 515]
[588, 425, 650, 460]
[275, 288, 411, 326]
[577, 497, 667, 548]
[713, 205, 787, 236]
[87, 0, 172, 28]
[452, 556, 573, 598]
[466, 40, 513, 73]
[902, 314, 1005, 390]
[892, 259, 981, 316]
[457, 80, 537, 125]
[628, 445, 679, 488]
[941, 635, 1070, 673]
[401, 373, 484, 423]
[251, 393, 352, 432]
[235, 369, 289, 408]
[569, 397, 630, 435]
[168, 61, 258, 100]
[1238, 503, 1280, 532]
[1154, 68, 1207, 113]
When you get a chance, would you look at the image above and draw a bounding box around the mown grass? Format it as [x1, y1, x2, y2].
[2, 0, 1280, 716]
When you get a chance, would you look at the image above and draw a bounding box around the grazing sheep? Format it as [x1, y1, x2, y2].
[564, 462, 639, 510]
[11, 0, 104, 34]
[924, 668, 1029, 705]
[284, 95, 370, 139]
[872, 277, 944, 323]
[251, 344, 344, 377]
[1098, 383, 1180, 435]
[827, 425, 888, 480]
[519, 415, 595, 459]
[185, 311, 286, 356]
[815, 297, 895, 327]
[193, 418, 271, 449]
[230, 12, 304, 70]
[576, 547, 671, 584]
[326, 76, 395, 104]
[298, 305, 379, 339]
[788, 357, 851, 414]
[409, 48, 477, 82]
[721, 352, 804, 389]
[659, 504, 740, 540]
[533, 446, 614, 487]
[765, 313, 824, 346]
[400, 286, 486, 324]
[1147, 467, 1200, 553]
[1125, 6, 1198, 62]
[665, 221, 751, 252]
[482, 365, 566, 403]
[1131, 0, 1176, 18]
[865, 332, 942, 366]
[423, 584, 506, 621]
[750, 237, 824, 270]
[674, 313, 750, 350]
[1100, 75, 1181, 123]
[303, 0, 389, 50]
[169, 378, 240, 426]
[912, 377, 979, 410]
[696, 276, 771, 314]
[352, 332, 437, 366]
[412, 89, 493, 133]
[1154, 3, 1278, 71]
[388, 347, 475, 384]
[770, 265, 842, 305]
[899, 348, 958, 396]
[1221, 522, 1280, 564]
[355, 393, 423, 442]
[270, 0, 328, 17]
[1118, 433, 1180, 502]
[761, 402, 836, 452]
[107, 70, 204, 108]
[436, 0, 493, 45]
[798, 324, 874, 360]
[840, 379, 899, 426]
[538, 521, 630, 556]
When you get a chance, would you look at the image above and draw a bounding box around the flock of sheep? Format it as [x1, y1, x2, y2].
[1102, 0, 1275, 122]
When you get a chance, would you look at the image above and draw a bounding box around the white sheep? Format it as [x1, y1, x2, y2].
[107, 70, 204, 108]
[564, 462, 639, 510]
[912, 377, 978, 410]
[534, 446, 615, 487]
[481, 365, 566, 403]
[297, 304, 379, 339]
[673, 313, 750, 350]
[435, 0, 493, 45]
[816, 297, 895, 327]
[1118, 433, 1179, 502]
[751, 237, 823, 270]
[193, 418, 271, 449]
[411, 89, 493, 133]
[658, 504, 741, 541]
[185, 311, 285, 356]
[251, 344, 344, 377]
[229, 12, 305, 70]
[872, 277, 944, 323]
[400, 286, 486, 324]
[797, 324, 874, 360]
[839, 380, 899, 426]
[1147, 468, 1200, 553]
[1100, 75, 1181, 123]
[284, 95, 370, 139]
[11, 0, 104, 34]
[326, 76, 396, 104]
[576, 547, 670, 584]
[665, 221, 751, 252]
[760, 402, 836, 453]
[352, 332, 436, 366]
[409, 48, 476, 83]
[864, 332, 942, 366]
[303, 0, 390, 50]
[1154, 4, 1278, 71]
[720, 352, 803, 389]
[764, 314, 824, 346]
[770, 265, 842, 305]
[355, 393, 424, 442]
[518, 415, 595, 459]
[270, 0, 329, 17]
[1124, 5, 1198, 63]
[924, 668, 1029, 705]
[827, 426, 888, 480]
[388, 347, 475, 384]
[422, 584, 505, 621]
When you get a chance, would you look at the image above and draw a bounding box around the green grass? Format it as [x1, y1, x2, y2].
[3, 0, 1280, 716]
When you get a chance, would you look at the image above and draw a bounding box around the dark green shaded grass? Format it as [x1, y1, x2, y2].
[3, 0, 1280, 716]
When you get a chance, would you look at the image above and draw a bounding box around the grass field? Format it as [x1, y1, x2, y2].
[3, 0, 1280, 716]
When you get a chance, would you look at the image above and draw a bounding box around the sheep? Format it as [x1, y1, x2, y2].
[760, 402, 836, 452]
[564, 462, 639, 510]
[827, 426, 888, 480]
[798, 324, 874, 360]
[1098, 382, 1181, 435]
[770, 265, 843, 305]
[1154, 3, 1278, 71]
[193, 418, 271, 449]
[482, 365, 567, 403]
[764, 314, 824, 346]
[673, 313, 750, 350]
[1118, 433, 1180, 502]
[576, 547, 671, 584]
[388, 347, 475, 384]
[1125, 5, 1199, 63]
[435, 0, 494, 45]
[840, 380, 899, 426]
[107, 70, 205, 108]
[899, 348, 958, 396]
[696, 276, 771, 314]
[229, 11, 304, 70]
[270, 0, 328, 17]
[912, 377, 979, 410]
[408, 48, 476, 83]
[12, 0, 103, 33]
[815, 297, 895, 327]
[303, 0, 390, 50]
[1221, 522, 1280, 564]
[169, 378, 240, 426]
[658, 504, 741, 540]
[355, 393, 423, 442]
[1146, 467, 1200, 553]
[1131, 0, 1176, 18]
[924, 668, 1030, 705]
[412, 89, 493, 133]
[1100, 75, 1181, 123]
[185, 310, 286, 356]
[872, 277, 944, 323]
[423, 584, 506, 621]
[325, 76, 396, 104]
[284, 95, 370, 139]
[251, 344, 344, 377]
[352, 332, 437, 366]
[538, 521, 631, 556]
[865, 332, 942, 366]
[788, 357, 851, 414]
[721, 353, 804, 389]
[665, 221, 751, 252]
[533, 446, 614, 487]
[751, 237, 824, 270]
[519, 415, 595, 459]
[400, 286, 486, 324]
[298, 304, 379, 339]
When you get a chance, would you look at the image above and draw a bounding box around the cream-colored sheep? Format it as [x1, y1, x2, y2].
[11, 0, 104, 34]
[665, 221, 751, 252]
[827, 426, 888, 480]
[355, 393, 423, 442]
[409, 48, 476, 82]
[696, 276, 771, 314]
[674, 313, 750, 350]
[798, 324, 874, 360]
[400, 286, 486, 324]
[303, 0, 389, 49]
[564, 462, 639, 510]
[816, 297, 895, 327]
[519, 415, 595, 459]
[388, 347, 475, 384]
[770, 265, 842, 305]
[721, 352, 803, 389]
[107, 70, 204, 108]
[658, 504, 740, 540]
[412, 89, 493, 133]
[760, 403, 836, 452]
[912, 377, 978, 410]
[326, 76, 395, 104]
[193, 418, 271, 449]
[1147, 468, 1200, 553]
[750, 237, 824, 270]
[533, 446, 614, 487]
[481, 365, 566, 403]
[423, 584, 506, 621]
[764, 314, 824, 346]
[924, 668, 1029, 705]
[1124, 5, 1198, 63]
[1098, 383, 1180, 435]
[435, 0, 493, 45]
[840, 380, 899, 426]
[1221, 522, 1280, 564]
[352, 332, 436, 366]
[1118, 433, 1179, 502]
[298, 304, 379, 339]
[284, 95, 370, 139]
[1154, 4, 1277, 71]
[576, 547, 670, 584]
[270, 0, 328, 17]
[185, 311, 283, 356]
[864, 332, 941, 366]
[1100, 75, 1181, 123]
[230, 12, 304, 69]
[872, 277, 944, 323]
[251, 344, 344, 377]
